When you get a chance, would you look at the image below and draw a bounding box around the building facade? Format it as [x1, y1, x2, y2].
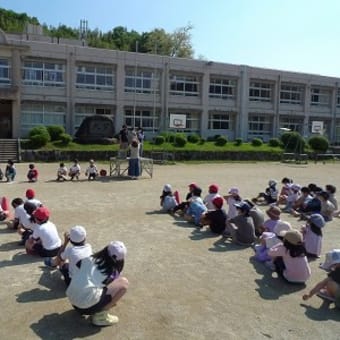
[1, 27, 340, 143]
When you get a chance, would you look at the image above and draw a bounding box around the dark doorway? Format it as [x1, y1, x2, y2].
[0, 100, 12, 138]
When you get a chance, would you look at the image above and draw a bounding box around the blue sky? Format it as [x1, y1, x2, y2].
[2, 0, 340, 77]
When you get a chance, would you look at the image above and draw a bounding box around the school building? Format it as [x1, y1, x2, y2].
[1, 25, 340, 144]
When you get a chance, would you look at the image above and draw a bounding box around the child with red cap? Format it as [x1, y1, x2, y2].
[25, 206, 61, 257]
[27, 163, 39, 182]
[25, 188, 42, 208]
[172, 182, 198, 215]
[203, 184, 221, 210]
[200, 196, 227, 234]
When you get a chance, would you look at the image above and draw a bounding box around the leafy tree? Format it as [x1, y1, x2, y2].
[280, 132, 306, 153]
[170, 24, 194, 58]
[308, 135, 329, 153]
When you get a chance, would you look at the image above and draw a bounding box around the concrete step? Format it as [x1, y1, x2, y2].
[0, 139, 20, 163]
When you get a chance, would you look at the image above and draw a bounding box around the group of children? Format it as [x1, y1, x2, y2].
[160, 179, 340, 305]
[1, 188, 128, 327]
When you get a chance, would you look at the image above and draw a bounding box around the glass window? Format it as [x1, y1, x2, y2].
[209, 78, 237, 99]
[310, 87, 331, 106]
[22, 59, 65, 87]
[279, 117, 304, 134]
[208, 111, 232, 129]
[280, 84, 304, 104]
[124, 108, 159, 131]
[169, 74, 200, 97]
[76, 63, 114, 91]
[124, 68, 160, 94]
[249, 81, 272, 102]
[0, 58, 11, 85]
[248, 114, 272, 140]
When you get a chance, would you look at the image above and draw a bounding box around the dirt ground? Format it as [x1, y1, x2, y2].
[0, 160, 340, 340]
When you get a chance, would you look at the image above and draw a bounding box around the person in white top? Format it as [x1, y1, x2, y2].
[57, 162, 68, 181]
[45, 225, 93, 286]
[25, 188, 42, 208]
[203, 184, 221, 210]
[223, 187, 242, 219]
[9, 197, 32, 231]
[66, 241, 129, 327]
[25, 206, 61, 257]
[85, 159, 98, 181]
[69, 159, 81, 181]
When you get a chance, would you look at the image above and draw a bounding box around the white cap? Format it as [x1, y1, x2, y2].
[108, 241, 127, 260]
[163, 184, 172, 193]
[228, 187, 239, 195]
[69, 225, 87, 243]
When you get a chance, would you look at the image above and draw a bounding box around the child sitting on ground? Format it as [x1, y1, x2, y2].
[69, 159, 81, 181]
[85, 159, 98, 181]
[301, 213, 325, 258]
[57, 162, 68, 181]
[45, 225, 93, 286]
[200, 196, 227, 234]
[160, 184, 178, 213]
[0, 196, 10, 221]
[262, 205, 281, 234]
[203, 184, 221, 210]
[277, 177, 293, 205]
[317, 191, 335, 222]
[184, 187, 207, 226]
[282, 184, 301, 213]
[173, 182, 198, 215]
[252, 179, 278, 205]
[244, 199, 265, 236]
[25, 188, 42, 208]
[268, 229, 311, 284]
[223, 187, 242, 219]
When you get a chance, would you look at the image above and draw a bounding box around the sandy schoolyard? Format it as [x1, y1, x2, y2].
[0, 160, 339, 340]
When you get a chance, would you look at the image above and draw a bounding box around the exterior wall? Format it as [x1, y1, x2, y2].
[1, 29, 340, 143]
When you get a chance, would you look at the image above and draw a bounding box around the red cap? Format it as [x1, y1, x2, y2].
[213, 196, 224, 209]
[32, 207, 50, 222]
[26, 189, 35, 199]
[209, 184, 219, 193]
[188, 182, 198, 189]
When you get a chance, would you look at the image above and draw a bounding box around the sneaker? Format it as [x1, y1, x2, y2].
[91, 311, 119, 326]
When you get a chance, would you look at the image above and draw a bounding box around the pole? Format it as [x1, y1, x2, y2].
[133, 41, 138, 129]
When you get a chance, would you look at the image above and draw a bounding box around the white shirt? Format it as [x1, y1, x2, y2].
[203, 193, 221, 210]
[86, 165, 98, 175]
[15, 204, 32, 228]
[32, 220, 62, 250]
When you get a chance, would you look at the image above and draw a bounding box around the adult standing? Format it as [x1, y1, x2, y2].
[128, 138, 140, 179]
[119, 125, 129, 150]
[137, 127, 145, 157]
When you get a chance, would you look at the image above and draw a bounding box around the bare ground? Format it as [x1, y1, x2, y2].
[0, 160, 340, 340]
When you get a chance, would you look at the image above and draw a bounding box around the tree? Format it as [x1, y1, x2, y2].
[170, 24, 194, 58]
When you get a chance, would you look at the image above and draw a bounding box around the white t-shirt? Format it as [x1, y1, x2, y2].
[60, 244, 93, 278]
[26, 198, 42, 208]
[32, 221, 62, 250]
[69, 164, 81, 175]
[15, 204, 32, 228]
[203, 193, 221, 210]
[86, 165, 98, 175]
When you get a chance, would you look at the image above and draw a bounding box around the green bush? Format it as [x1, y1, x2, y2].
[215, 136, 228, 146]
[268, 138, 280, 147]
[47, 125, 65, 141]
[59, 133, 72, 146]
[28, 126, 50, 148]
[280, 132, 306, 153]
[198, 138, 205, 145]
[234, 138, 243, 146]
[308, 135, 329, 152]
[160, 132, 176, 143]
[187, 134, 200, 143]
[173, 134, 187, 147]
[251, 138, 263, 147]
[154, 135, 165, 145]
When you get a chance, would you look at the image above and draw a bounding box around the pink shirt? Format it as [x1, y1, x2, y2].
[268, 243, 311, 283]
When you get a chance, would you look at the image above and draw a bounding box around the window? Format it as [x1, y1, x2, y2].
[76, 64, 114, 91]
[125, 68, 159, 94]
[248, 114, 272, 140]
[0, 58, 11, 85]
[280, 84, 304, 104]
[22, 60, 65, 87]
[208, 111, 232, 130]
[310, 87, 331, 106]
[124, 108, 159, 131]
[279, 117, 304, 134]
[336, 89, 340, 107]
[74, 105, 113, 132]
[209, 78, 236, 99]
[168, 111, 200, 132]
[170, 74, 200, 96]
[21, 101, 66, 136]
[249, 81, 272, 102]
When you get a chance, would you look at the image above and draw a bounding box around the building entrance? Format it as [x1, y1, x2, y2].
[0, 100, 12, 138]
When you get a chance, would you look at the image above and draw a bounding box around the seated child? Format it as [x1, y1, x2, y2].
[325, 184, 340, 218]
[85, 159, 98, 181]
[317, 191, 335, 222]
[301, 213, 325, 258]
[5, 159, 16, 182]
[69, 159, 81, 181]
[27, 163, 39, 182]
[57, 162, 68, 181]
[173, 182, 198, 215]
[200, 196, 227, 234]
[9, 197, 32, 231]
[160, 184, 178, 213]
[25, 207, 62, 257]
[0, 196, 10, 221]
[282, 184, 301, 213]
[277, 177, 293, 205]
[268, 229, 311, 284]
[223, 187, 242, 219]
[291, 186, 313, 217]
[45, 225, 93, 286]
[262, 205, 281, 234]
[252, 179, 278, 205]
[244, 199, 265, 236]
[184, 187, 207, 226]
[203, 184, 221, 210]
[224, 201, 256, 246]
[25, 188, 42, 208]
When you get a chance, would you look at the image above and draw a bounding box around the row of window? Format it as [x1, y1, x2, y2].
[1, 57, 340, 106]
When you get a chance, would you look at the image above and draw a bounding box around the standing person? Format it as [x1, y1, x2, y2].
[85, 159, 98, 181]
[5, 159, 16, 182]
[268, 229, 311, 284]
[128, 139, 140, 180]
[119, 125, 129, 150]
[66, 241, 129, 327]
[45, 225, 93, 286]
[25, 206, 62, 257]
[69, 159, 81, 181]
[27, 163, 39, 182]
[137, 127, 145, 157]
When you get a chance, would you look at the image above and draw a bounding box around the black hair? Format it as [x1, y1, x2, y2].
[281, 177, 292, 184]
[11, 197, 24, 208]
[70, 239, 86, 246]
[192, 187, 202, 197]
[301, 186, 310, 194]
[29, 163, 35, 169]
[283, 239, 306, 257]
[23, 201, 37, 215]
[309, 222, 322, 236]
[325, 184, 336, 194]
[92, 246, 124, 281]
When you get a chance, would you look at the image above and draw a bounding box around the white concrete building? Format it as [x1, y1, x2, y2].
[1, 26, 340, 143]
